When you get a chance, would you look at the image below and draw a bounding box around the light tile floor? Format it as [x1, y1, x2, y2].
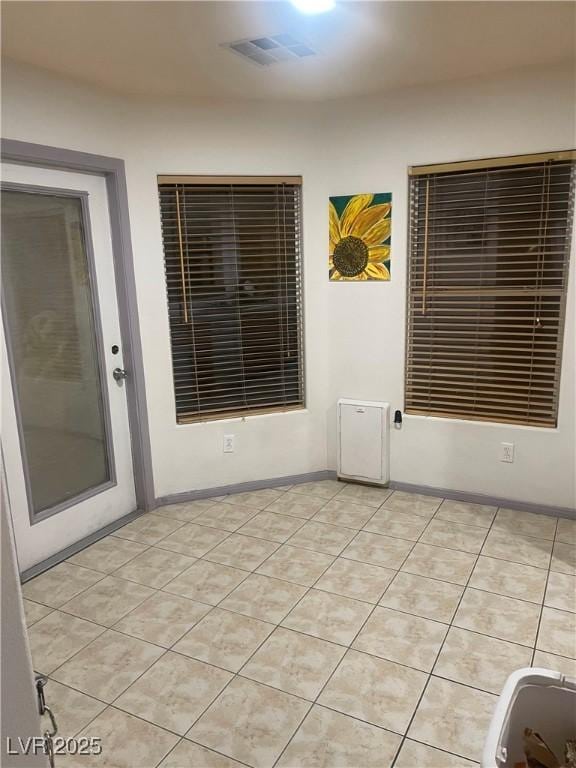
[22, 482, 576, 768]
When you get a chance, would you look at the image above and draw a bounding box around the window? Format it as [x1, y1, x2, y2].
[158, 176, 304, 423]
[405, 151, 575, 427]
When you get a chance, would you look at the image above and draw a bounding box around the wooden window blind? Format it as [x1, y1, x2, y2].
[158, 176, 305, 423]
[405, 151, 575, 427]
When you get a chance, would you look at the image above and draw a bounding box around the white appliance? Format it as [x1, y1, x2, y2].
[337, 399, 390, 486]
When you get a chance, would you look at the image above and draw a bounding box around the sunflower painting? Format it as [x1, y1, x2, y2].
[329, 193, 392, 281]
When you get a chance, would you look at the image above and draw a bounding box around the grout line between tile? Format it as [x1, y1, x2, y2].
[176, 525, 354, 763]
[399, 736, 482, 766]
[388, 504, 506, 766]
[108, 506, 343, 760]
[271, 530, 421, 768]
[28, 485, 565, 768]
[29, 487, 317, 766]
[174, 737, 255, 768]
[42, 515, 280, 685]
[23, 564, 114, 612]
[529, 516, 559, 665]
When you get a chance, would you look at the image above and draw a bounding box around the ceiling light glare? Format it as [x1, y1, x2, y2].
[290, 0, 335, 15]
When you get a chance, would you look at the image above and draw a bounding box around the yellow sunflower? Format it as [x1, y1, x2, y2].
[329, 194, 391, 281]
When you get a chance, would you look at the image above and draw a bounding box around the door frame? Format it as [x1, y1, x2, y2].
[1, 139, 155, 538]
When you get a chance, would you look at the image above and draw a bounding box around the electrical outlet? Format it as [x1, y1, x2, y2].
[223, 434, 235, 453]
[500, 442, 514, 463]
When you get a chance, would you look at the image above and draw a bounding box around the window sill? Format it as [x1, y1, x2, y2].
[403, 411, 560, 432]
[176, 405, 308, 426]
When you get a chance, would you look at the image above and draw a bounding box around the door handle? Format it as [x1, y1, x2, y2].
[112, 367, 128, 383]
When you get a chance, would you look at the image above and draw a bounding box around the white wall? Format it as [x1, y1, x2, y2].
[120, 101, 331, 496]
[319, 65, 576, 508]
[1, 61, 330, 499]
[2, 60, 575, 508]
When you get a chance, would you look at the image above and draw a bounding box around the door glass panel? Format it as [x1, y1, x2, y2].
[2, 190, 111, 518]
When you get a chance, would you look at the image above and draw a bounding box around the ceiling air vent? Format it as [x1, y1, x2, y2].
[223, 34, 317, 66]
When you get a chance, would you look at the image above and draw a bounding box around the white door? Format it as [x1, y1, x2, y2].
[1, 163, 137, 572]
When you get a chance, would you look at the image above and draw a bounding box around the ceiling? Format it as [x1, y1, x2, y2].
[2, 1, 574, 102]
